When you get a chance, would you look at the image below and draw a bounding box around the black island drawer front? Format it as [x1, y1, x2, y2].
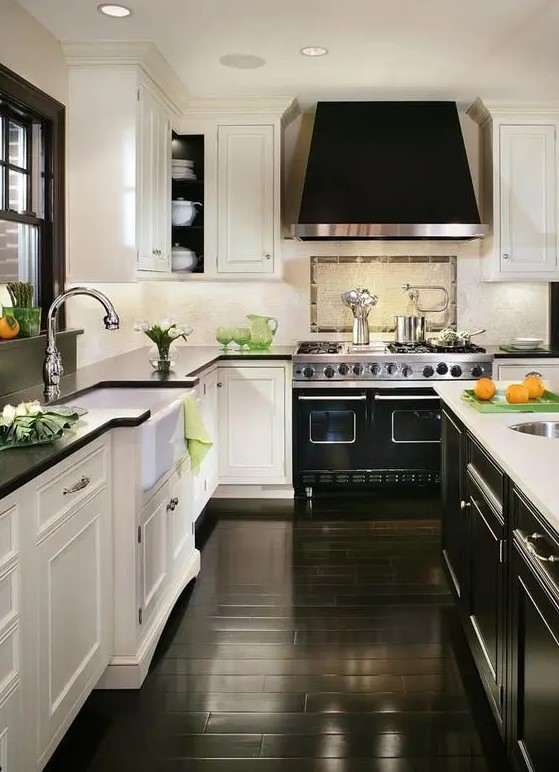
[467, 434, 504, 507]
[464, 470, 506, 727]
[510, 489, 559, 772]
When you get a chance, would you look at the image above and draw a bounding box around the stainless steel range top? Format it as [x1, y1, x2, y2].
[293, 340, 493, 381]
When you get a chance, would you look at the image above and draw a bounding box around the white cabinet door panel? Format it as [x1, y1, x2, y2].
[167, 463, 194, 583]
[499, 124, 557, 274]
[37, 487, 112, 764]
[218, 367, 285, 482]
[217, 125, 274, 274]
[0, 686, 22, 772]
[140, 488, 168, 631]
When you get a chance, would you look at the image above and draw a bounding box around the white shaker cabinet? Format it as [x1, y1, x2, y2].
[494, 359, 559, 382]
[36, 485, 112, 769]
[217, 125, 275, 274]
[67, 66, 172, 281]
[469, 100, 559, 281]
[217, 365, 287, 483]
[192, 370, 219, 518]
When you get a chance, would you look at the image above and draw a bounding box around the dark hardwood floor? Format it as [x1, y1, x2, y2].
[46, 496, 509, 771]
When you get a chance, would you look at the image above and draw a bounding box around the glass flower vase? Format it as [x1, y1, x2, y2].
[148, 343, 176, 374]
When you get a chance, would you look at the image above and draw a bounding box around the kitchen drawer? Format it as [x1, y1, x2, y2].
[0, 625, 18, 699]
[512, 487, 559, 599]
[36, 440, 108, 539]
[0, 569, 18, 634]
[0, 502, 18, 572]
[466, 435, 504, 510]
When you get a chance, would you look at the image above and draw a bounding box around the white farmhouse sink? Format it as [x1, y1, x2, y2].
[66, 387, 191, 491]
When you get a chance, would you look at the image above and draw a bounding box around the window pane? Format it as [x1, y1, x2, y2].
[0, 219, 38, 292]
[8, 120, 26, 168]
[8, 169, 27, 212]
[0, 116, 4, 161]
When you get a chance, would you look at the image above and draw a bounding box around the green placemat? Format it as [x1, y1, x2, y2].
[462, 388, 559, 413]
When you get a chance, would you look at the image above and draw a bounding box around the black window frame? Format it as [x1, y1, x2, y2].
[0, 63, 65, 329]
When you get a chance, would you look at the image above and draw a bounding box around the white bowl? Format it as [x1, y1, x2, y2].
[509, 337, 544, 349]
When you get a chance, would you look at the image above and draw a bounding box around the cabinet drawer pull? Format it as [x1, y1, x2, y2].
[525, 371, 542, 379]
[63, 476, 90, 495]
[460, 500, 471, 510]
[523, 532, 558, 563]
[502, 253, 509, 260]
[166, 496, 179, 513]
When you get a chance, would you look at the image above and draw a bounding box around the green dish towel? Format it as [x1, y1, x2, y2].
[182, 394, 213, 474]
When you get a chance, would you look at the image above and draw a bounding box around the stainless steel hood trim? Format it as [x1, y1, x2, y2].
[291, 223, 488, 239]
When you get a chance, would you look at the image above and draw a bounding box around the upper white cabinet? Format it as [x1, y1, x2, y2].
[176, 98, 296, 280]
[137, 84, 171, 273]
[469, 99, 559, 281]
[217, 125, 275, 274]
[65, 44, 185, 282]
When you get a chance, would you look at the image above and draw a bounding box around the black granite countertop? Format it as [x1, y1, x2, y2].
[487, 345, 559, 359]
[0, 345, 293, 500]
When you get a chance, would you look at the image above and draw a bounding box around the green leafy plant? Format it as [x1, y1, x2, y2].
[0, 401, 81, 449]
[6, 281, 34, 308]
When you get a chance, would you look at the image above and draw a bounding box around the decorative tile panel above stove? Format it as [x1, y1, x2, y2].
[310, 255, 457, 333]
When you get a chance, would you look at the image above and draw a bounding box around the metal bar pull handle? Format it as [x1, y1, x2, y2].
[523, 532, 559, 563]
[298, 395, 367, 402]
[63, 476, 90, 495]
[374, 395, 440, 402]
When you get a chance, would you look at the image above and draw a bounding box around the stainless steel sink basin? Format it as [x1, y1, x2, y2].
[510, 421, 559, 438]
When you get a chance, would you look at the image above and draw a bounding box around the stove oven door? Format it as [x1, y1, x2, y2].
[371, 389, 441, 484]
[293, 388, 372, 490]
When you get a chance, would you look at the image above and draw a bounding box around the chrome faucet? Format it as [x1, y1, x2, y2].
[43, 287, 119, 399]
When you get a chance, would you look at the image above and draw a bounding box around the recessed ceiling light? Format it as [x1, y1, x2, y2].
[301, 46, 328, 57]
[219, 54, 266, 70]
[97, 4, 132, 18]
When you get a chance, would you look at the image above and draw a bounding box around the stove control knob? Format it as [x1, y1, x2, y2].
[402, 365, 413, 378]
[324, 365, 336, 379]
[302, 366, 315, 379]
[471, 365, 484, 378]
[386, 363, 398, 376]
[450, 365, 463, 378]
[338, 363, 350, 376]
[436, 362, 448, 375]
[423, 365, 434, 378]
[370, 363, 382, 376]
[353, 364, 364, 376]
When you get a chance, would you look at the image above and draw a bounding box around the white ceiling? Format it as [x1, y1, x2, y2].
[16, 0, 559, 105]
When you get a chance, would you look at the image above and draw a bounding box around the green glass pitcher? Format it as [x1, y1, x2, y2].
[246, 314, 278, 350]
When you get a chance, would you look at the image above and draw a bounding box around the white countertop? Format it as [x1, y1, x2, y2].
[435, 381, 559, 535]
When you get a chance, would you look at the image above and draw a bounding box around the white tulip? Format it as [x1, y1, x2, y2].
[2, 405, 16, 424]
[158, 318, 172, 332]
[167, 327, 181, 339]
[27, 402, 42, 415]
[15, 403, 28, 417]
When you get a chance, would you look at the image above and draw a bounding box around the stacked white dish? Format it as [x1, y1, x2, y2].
[508, 337, 544, 350]
[172, 159, 196, 180]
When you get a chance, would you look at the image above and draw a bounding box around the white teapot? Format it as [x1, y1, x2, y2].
[171, 244, 198, 272]
[172, 199, 203, 227]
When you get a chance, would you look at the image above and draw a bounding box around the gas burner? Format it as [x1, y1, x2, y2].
[388, 342, 487, 355]
[296, 341, 343, 355]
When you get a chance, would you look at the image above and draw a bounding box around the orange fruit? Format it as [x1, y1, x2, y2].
[523, 375, 545, 399]
[505, 384, 530, 404]
[0, 315, 19, 339]
[474, 377, 497, 400]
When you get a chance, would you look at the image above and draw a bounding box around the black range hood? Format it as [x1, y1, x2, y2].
[291, 101, 486, 240]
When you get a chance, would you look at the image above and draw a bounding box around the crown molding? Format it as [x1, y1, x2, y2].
[183, 96, 300, 124]
[62, 41, 189, 114]
[468, 96, 559, 125]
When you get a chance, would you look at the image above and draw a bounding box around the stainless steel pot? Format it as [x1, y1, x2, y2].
[394, 315, 426, 344]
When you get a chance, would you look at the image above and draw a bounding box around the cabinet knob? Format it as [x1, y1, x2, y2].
[264, 254, 272, 260]
[166, 496, 179, 513]
[460, 500, 471, 510]
[217, 382, 222, 388]
[502, 253, 509, 260]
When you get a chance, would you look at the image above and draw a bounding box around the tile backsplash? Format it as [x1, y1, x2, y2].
[311, 256, 457, 333]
